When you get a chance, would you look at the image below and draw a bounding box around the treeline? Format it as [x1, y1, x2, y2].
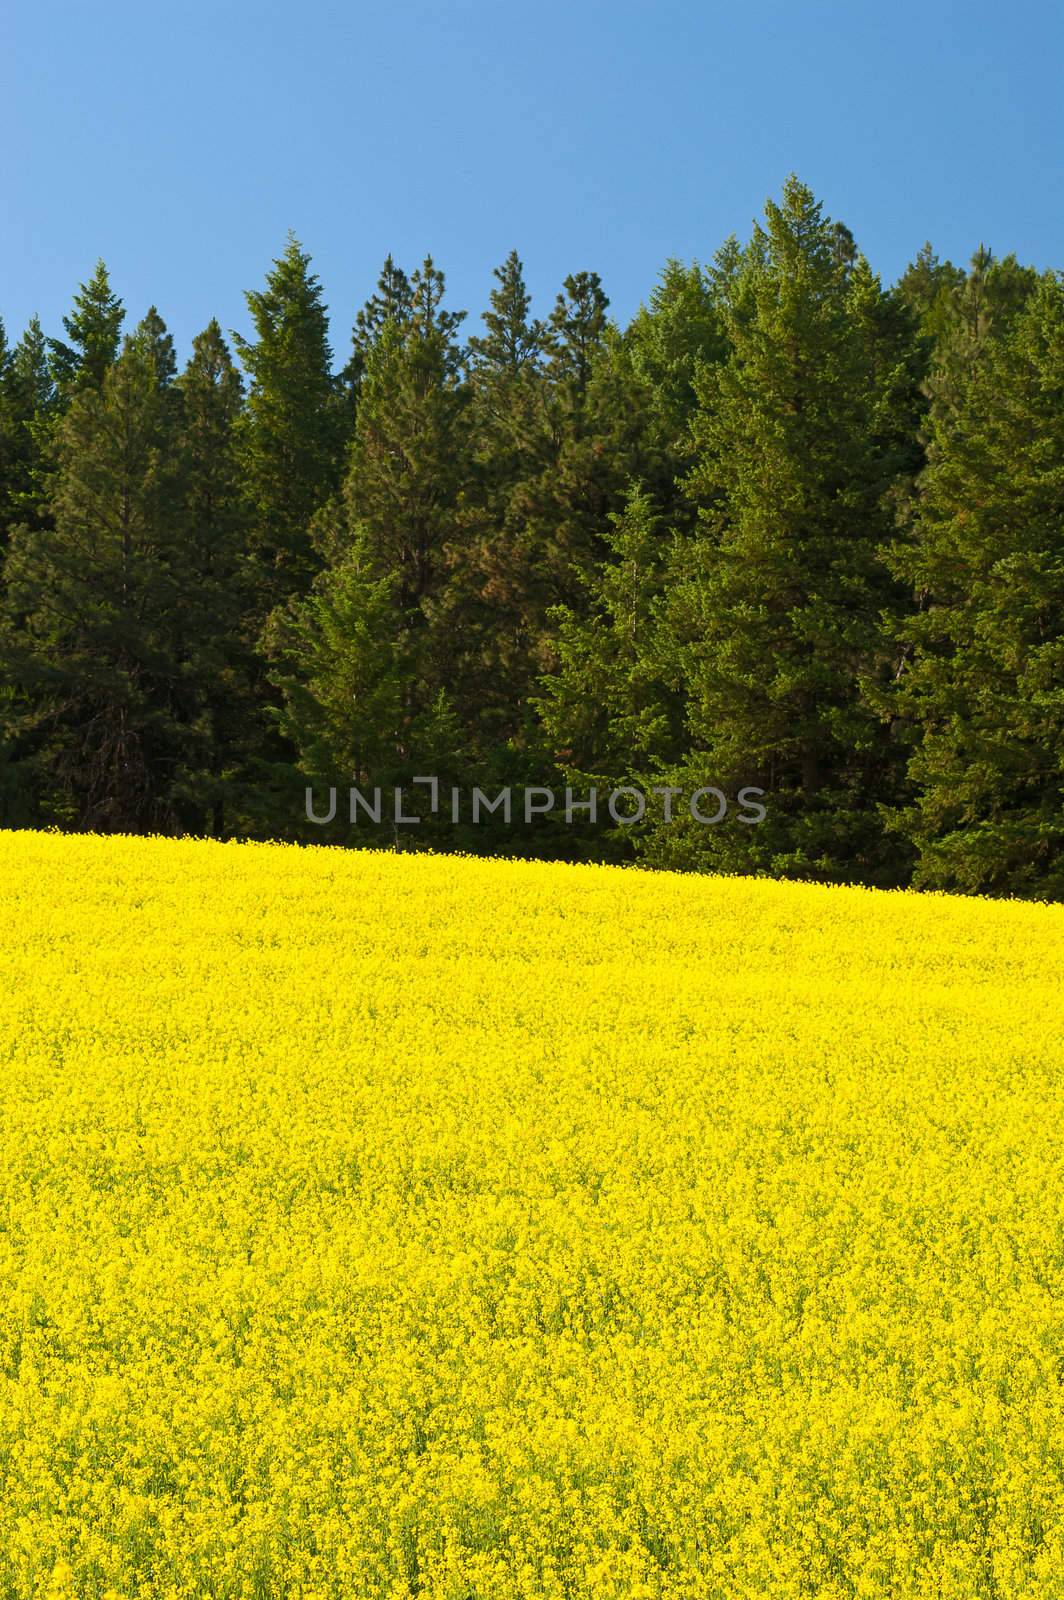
[1, 177, 1062, 897]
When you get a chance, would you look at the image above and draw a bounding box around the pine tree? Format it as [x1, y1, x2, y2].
[886, 273, 1064, 896]
[47, 260, 125, 398]
[847, 254, 931, 520]
[923, 247, 1039, 428]
[0, 320, 14, 543]
[173, 319, 264, 834]
[1, 311, 189, 829]
[349, 256, 413, 359]
[343, 254, 466, 406]
[545, 271, 609, 392]
[0, 316, 59, 821]
[467, 262, 659, 749]
[896, 242, 965, 347]
[526, 269, 644, 617]
[468, 251, 546, 378]
[343, 259, 469, 623]
[233, 235, 343, 601]
[274, 258, 472, 809]
[533, 482, 683, 855]
[8, 265, 124, 575]
[0, 318, 60, 546]
[263, 524, 407, 793]
[624, 259, 724, 484]
[339, 254, 414, 414]
[454, 252, 549, 742]
[656, 178, 908, 882]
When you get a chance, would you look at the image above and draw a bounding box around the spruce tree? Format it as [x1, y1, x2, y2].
[624, 259, 724, 485]
[47, 260, 125, 399]
[233, 235, 343, 601]
[173, 319, 264, 834]
[886, 273, 1064, 896]
[533, 482, 683, 856]
[656, 178, 908, 882]
[2, 318, 57, 537]
[456, 252, 549, 743]
[264, 524, 406, 793]
[273, 258, 472, 811]
[1, 311, 189, 829]
[342, 259, 468, 621]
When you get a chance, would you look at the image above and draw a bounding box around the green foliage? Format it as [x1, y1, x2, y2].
[532, 483, 682, 858]
[0, 192, 1058, 896]
[233, 235, 344, 600]
[651, 177, 912, 883]
[264, 525, 407, 788]
[1, 312, 189, 829]
[174, 319, 263, 835]
[625, 259, 724, 479]
[47, 260, 125, 399]
[468, 250, 546, 378]
[886, 273, 1064, 896]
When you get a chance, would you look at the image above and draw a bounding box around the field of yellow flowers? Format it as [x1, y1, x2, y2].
[2, 831, 1064, 1599]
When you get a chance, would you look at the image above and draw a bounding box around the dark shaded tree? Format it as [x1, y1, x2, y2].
[651, 178, 910, 882]
[233, 235, 344, 602]
[885, 273, 1064, 896]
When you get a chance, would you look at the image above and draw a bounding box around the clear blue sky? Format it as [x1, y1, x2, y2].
[3, 0, 1061, 366]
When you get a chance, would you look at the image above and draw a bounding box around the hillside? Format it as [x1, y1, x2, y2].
[1, 831, 1063, 1598]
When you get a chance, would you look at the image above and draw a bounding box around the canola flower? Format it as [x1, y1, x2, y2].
[1, 829, 1064, 1599]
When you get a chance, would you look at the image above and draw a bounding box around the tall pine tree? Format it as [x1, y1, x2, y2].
[654, 178, 909, 881]
[886, 273, 1064, 896]
[47, 260, 125, 399]
[1, 311, 188, 829]
[233, 235, 343, 602]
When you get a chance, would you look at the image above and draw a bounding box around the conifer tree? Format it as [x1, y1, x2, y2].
[233, 235, 343, 601]
[473, 263, 659, 735]
[0, 320, 15, 543]
[624, 260, 724, 485]
[342, 259, 468, 619]
[173, 320, 263, 834]
[896, 242, 965, 346]
[0, 210, 1057, 889]
[885, 273, 1064, 896]
[351, 257, 414, 357]
[468, 251, 546, 378]
[1, 311, 188, 829]
[47, 260, 125, 399]
[533, 482, 683, 854]
[274, 258, 471, 803]
[847, 255, 931, 522]
[546, 271, 609, 391]
[922, 247, 1039, 428]
[264, 524, 407, 793]
[0, 317, 59, 820]
[454, 253, 549, 741]
[341, 255, 415, 409]
[2, 319, 56, 540]
[657, 178, 908, 882]
[526, 270, 644, 616]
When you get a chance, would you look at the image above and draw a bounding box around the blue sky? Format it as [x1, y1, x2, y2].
[3, 0, 1061, 366]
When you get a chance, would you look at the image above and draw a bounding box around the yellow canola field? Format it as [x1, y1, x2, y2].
[1, 830, 1064, 1600]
